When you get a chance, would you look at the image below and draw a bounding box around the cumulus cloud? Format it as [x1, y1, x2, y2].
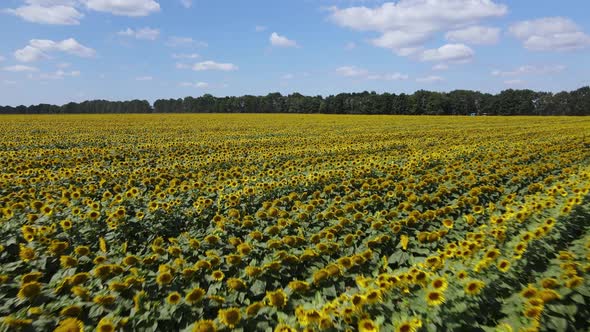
[420, 43, 474, 63]
[4, 3, 83, 25]
[15, 38, 96, 62]
[509, 17, 590, 51]
[255, 25, 267, 32]
[166, 36, 208, 47]
[83, 0, 160, 16]
[172, 53, 200, 59]
[336, 66, 408, 80]
[432, 63, 449, 71]
[416, 75, 444, 83]
[3, 64, 39, 72]
[178, 60, 238, 71]
[445, 26, 500, 45]
[270, 32, 298, 47]
[180, 0, 192, 8]
[504, 79, 524, 85]
[118, 27, 160, 40]
[135, 76, 153, 81]
[491, 65, 566, 77]
[179, 81, 209, 88]
[328, 0, 506, 58]
[39, 69, 80, 80]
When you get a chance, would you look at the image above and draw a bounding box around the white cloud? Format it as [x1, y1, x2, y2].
[187, 60, 238, 71]
[270, 32, 298, 47]
[3, 80, 18, 85]
[336, 66, 369, 78]
[179, 81, 209, 88]
[345, 41, 357, 50]
[281, 73, 294, 80]
[39, 69, 80, 80]
[166, 36, 208, 47]
[420, 44, 474, 63]
[491, 65, 566, 77]
[4, 4, 83, 25]
[83, 0, 160, 16]
[118, 27, 160, 40]
[0, 55, 4, 62]
[504, 79, 524, 85]
[15, 38, 96, 62]
[336, 66, 407, 80]
[432, 63, 449, 71]
[3, 65, 39, 72]
[446, 26, 500, 45]
[329, 0, 506, 57]
[416, 75, 444, 83]
[367, 73, 408, 81]
[180, 0, 192, 8]
[509, 17, 590, 51]
[255, 25, 267, 32]
[172, 53, 200, 59]
[136, 76, 153, 81]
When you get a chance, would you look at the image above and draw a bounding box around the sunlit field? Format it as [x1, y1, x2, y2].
[1, 114, 589, 332]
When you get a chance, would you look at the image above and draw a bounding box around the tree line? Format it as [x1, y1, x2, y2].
[1, 86, 589, 115]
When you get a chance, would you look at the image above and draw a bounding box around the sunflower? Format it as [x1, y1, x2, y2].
[541, 278, 558, 289]
[60, 219, 73, 231]
[313, 269, 329, 284]
[523, 306, 543, 321]
[565, 276, 583, 289]
[60, 305, 81, 317]
[93, 294, 116, 306]
[122, 255, 140, 266]
[288, 280, 310, 293]
[520, 285, 538, 298]
[60, 255, 78, 268]
[54, 318, 84, 332]
[246, 301, 264, 317]
[464, 280, 485, 295]
[156, 271, 173, 285]
[497, 259, 511, 272]
[227, 278, 246, 291]
[351, 294, 366, 308]
[365, 289, 383, 304]
[274, 323, 296, 332]
[96, 317, 116, 332]
[74, 246, 90, 256]
[19, 245, 36, 262]
[538, 289, 560, 303]
[431, 277, 448, 291]
[71, 286, 89, 298]
[185, 287, 206, 304]
[425, 290, 445, 306]
[18, 282, 42, 299]
[395, 320, 417, 332]
[218, 307, 241, 328]
[266, 289, 288, 308]
[211, 270, 225, 281]
[358, 318, 379, 332]
[167, 291, 182, 305]
[192, 319, 217, 332]
[400, 235, 409, 250]
[21, 271, 43, 284]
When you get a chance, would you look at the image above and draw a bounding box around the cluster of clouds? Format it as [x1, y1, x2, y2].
[2, 0, 590, 89]
[4, 0, 161, 25]
[327, 0, 589, 84]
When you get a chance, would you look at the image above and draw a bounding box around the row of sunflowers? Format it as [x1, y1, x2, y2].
[0, 114, 589, 331]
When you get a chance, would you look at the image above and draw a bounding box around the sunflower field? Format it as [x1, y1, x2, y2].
[1, 114, 589, 332]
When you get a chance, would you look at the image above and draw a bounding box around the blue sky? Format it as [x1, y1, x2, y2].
[1, 0, 589, 106]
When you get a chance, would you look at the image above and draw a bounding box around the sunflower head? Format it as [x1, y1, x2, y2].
[96, 317, 116, 332]
[54, 318, 84, 332]
[266, 289, 288, 308]
[358, 318, 379, 332]
[185, 287, 206, 304]
[426, 290, 445, 306]
[464, 280, 485, 295]
[218, 307, 241, 328]
[167, 291, 182, 305]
